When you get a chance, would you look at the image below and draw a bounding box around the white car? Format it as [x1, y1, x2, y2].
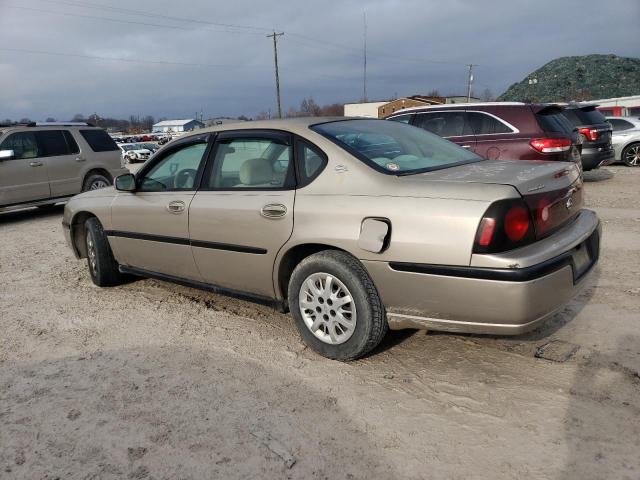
[118, 143, 153, 163]
[606, 117, 640, 166]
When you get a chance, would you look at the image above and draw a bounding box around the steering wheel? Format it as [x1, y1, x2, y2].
[174, 168, 197, 189]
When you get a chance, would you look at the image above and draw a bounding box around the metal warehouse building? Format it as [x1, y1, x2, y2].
[152, 119, 205, 133]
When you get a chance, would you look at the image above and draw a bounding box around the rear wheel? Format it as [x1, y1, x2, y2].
[82, 173, 111, 192]
[84, 217, 126, 287]
[288, 250, 387, 361]
[622, 143, 640, 167]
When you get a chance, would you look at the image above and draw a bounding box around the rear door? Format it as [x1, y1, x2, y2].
[412, 110, 476, 151]
[37, 130, 82, 196]
[109, 136, 210, 280]
[0, 131, 50, 206]
[465, 111, 519, 159]
[189, 130, 296, 298]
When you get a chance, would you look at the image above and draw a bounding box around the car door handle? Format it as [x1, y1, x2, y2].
[261, 203, 287, 218]
[167, 200, 186, 214]
[461, 145, 471, 149]
[29, 161, 44, 167]
[75, 156, 86, 162]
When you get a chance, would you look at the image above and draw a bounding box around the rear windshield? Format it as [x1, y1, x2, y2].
[311, 119, 482, 175]
[536, 110, 575, 134]
[562, 107, 607, 126]
[80, 129, 119, 152]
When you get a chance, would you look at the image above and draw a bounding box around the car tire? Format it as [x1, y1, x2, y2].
[82, 173, 111, 192]
[288, 250, 388, 361]
[84, 217, 125, 287]
[622, 143, 640, 167]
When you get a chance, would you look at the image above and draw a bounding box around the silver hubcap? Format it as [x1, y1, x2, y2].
[90, 179, 108, 190]
[625, 146, 640, 166]
[299, 272, 356, 345]
[86, 234, 97, 275]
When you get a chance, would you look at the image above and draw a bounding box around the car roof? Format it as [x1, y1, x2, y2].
[176, 116, 362, 140]
[383, 102, 565, 117]
[0, 124, 102, 135]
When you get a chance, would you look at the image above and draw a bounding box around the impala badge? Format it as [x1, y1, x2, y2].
[565, 195, 573, 210]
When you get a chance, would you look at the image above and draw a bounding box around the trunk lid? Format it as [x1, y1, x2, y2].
[407, 159, 584, 238]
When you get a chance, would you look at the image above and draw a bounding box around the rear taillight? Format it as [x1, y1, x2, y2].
[529, 137, 572, 153]
[473, 199, 535, 254]
[578, 127, 598, 142]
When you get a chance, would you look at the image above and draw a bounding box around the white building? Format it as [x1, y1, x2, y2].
[344, 101, 389, 118]
[589, 95, 640, 117]
[152, 119, 204, 133]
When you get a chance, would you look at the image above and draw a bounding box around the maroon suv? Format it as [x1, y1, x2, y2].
[386, 103, 582, 164]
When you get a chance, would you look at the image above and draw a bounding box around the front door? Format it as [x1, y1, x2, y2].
[0, 131, 50, 206]
[412, 110, 476, 152]
[109, 137, 210, 281]
[189, 130, 296, 298]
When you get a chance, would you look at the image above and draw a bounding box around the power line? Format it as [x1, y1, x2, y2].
[4, 5, 266, 36]
[0, 47, 255, 69]
[37, 0, 273, 33]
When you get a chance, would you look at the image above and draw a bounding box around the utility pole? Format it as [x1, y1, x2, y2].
[363, 11, 367, 102]
[466, 64, 476, 102]
[267, 31, 284, 118]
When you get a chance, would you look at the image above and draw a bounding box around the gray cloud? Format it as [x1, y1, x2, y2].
[0, 0, 638, 121]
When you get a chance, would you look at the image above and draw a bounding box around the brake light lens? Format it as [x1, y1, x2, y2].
[578, 127, 598, 142]
[529, 138, 572, 153]
[473, 199, 535, 253]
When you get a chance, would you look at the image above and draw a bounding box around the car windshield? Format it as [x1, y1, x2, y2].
[311, 119, 482, 175]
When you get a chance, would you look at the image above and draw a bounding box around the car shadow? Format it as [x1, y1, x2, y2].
[583, 168, 614, 182]
[0, 204, 65, 225]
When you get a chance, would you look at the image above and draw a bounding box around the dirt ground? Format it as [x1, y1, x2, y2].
[1, 166, 639, 480]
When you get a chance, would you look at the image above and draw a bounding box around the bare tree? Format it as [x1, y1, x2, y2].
[45, 117, 56, 122]
[481, 88, 495, 101]
[319, 103, 344, 116]
[427, 89, 441, 97]
[255, 111, 271, 120]
[72, 113, 85, 122]
[299, 97, 322, 116]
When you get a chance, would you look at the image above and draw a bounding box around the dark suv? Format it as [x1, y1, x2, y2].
[561, 104, 614, 170]
[386, 103, 581, 165]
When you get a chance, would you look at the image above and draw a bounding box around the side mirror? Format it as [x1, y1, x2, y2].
[115, 173, 136, 192]
[0, 149, 15, 160]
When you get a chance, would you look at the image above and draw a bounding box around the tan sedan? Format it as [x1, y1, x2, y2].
[62, 118, 600, 360]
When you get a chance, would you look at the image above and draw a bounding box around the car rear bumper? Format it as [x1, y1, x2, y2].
[364, 211, 601, 335]
[581, 146, 615, 170]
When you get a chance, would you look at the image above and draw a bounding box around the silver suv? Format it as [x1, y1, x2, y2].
[0, 122, 128, 211]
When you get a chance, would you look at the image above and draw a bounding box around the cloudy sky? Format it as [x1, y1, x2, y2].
[0, 0, 638, 121]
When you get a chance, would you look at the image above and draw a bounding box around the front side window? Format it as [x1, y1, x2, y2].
[388, 114, 412, 124]
[312, 119, 481, 175]
[413, 111, 471, 137]
[466, 112, 513, 135]
[0, 132, 39, 159]
[208, 137, 293, 189]
[138, 142, 207, 191]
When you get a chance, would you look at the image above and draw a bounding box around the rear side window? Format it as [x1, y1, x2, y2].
[414, 111, 472, 137]
[63, 131, 80, 154]
[35, 130, 71, 157]
[80, 129, 119, 152]
[466, 112, 513, 135]
[296, 139, 327, 187]
[608, 119, 634, 131]
[536, 110, 574, 135]
[562, 107, 607, 126]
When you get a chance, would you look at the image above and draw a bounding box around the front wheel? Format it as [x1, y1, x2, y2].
[288, 250, 387, 361]
[84, 217, 126, 287]
[622, 143, 640, 167]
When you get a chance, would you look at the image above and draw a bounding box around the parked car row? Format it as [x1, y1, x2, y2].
[606, 116, 640, 166]
[117, 142, 161, 163]
[386, 101, 616, 171]
[111, 133, 169, 144]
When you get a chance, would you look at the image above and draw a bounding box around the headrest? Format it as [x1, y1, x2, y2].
[239, 158, 273, 185]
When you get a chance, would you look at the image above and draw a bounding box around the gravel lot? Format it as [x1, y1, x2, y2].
[1, 166, 639, 480]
